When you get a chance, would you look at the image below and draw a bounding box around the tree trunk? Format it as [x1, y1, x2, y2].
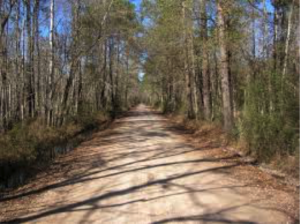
[217, 0, 233, 131]
[200, 0, 211, 120]
[47, 0, 54, 125]
[182, 0, 196, 119]
[282, 0, 294, 79]
[25, 0, 35, 118]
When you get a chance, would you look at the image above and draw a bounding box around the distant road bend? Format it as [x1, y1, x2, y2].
[1, 105, 298, 224]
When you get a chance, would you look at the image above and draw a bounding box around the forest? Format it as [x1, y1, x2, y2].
[141, 0, 299, 168]
[0, 0, 299, 223]
[0, 0, 299, 186]
[0, 0, 142, 186]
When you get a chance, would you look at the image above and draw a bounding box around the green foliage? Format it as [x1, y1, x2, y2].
[241, 73, 299, 161]
[0, 112, 110, 187]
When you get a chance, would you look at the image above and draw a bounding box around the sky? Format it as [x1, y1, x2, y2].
[130, 0, 142, 11]
[129, 0, 275, 16]
[130, 0, 146, 79]
[41, 0, 144, 36]
[42, 0, 275, 38]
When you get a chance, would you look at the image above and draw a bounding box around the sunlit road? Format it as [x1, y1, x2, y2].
[3, 105, 296, 224]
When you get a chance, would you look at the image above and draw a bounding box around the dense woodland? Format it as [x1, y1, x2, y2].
[141, 0, 299, 163]
[0, 0, 142, 185]
[0, 0, 141, 128]
[0, 0, 299, 186]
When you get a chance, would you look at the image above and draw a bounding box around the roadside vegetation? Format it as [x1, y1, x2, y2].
[0, 110, 113, 188]
[140, 0, 299, 177]
[0, 0, 298, 188]
[0, 0, 141, 188]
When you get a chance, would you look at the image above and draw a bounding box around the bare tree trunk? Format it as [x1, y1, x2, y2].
[188, 32, 199, 118]
[47, 0, 54, 125]
[273, 1, 279, 72]
[101, 40, 108, 110]
[0, 18, 5, 130]
[0, 0, 12, 129]
[217, 0, 233, 131]
[251, 6, 256, 59]
[21, 13, 25, 122]
[25, 0, 35, 118]
[262, 0, 268, 58]
[125, 45, 129, 108]
[282, 0, 294, 79]
[109, 37, 116, 114]
[15, 0, 21, 121]
[33, 0, 40, 117]
[182, 0, 195, 119]
[200, 0, 211, 120]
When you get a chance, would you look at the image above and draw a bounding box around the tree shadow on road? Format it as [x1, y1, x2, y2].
[3, 164, 247, 223]
[1, 109, 298, 224]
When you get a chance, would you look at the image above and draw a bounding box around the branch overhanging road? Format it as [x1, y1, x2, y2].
[1, 105, 297, 224]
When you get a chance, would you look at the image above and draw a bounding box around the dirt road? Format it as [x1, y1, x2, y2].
[1, 105, 298, 223]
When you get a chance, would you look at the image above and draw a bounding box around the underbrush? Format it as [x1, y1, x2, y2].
[167, 113, 299, 180]
[0, 111, 111, 189]
[240, 107, 298, 160]
[269, 152, 299, 179]
[237, 77, 299, 178]
[168, 114, 230, 148]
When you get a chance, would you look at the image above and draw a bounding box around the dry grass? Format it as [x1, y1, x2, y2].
[0, 112, 111, 188]
[168, 115, 228, 146]
[164, 114, 299, 221]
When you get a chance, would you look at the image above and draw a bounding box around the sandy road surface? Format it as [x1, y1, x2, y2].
[1, 105, 298, 224]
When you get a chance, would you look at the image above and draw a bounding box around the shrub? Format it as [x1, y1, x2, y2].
[241, 74, 299, 162]
[0, 111, 110, 187]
